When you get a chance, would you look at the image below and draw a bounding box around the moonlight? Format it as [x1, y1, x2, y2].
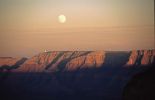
[58, 15, 66, 23]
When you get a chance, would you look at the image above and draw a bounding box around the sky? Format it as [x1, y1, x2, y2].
[0, 0, 154, 57]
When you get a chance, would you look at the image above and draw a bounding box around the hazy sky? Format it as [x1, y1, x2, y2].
[0, 0, 154, 57]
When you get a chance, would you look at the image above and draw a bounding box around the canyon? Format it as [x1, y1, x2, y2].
[0, 50, 154, 100]
[0, 50, 154, 72]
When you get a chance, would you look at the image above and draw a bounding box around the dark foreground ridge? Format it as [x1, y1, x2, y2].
[0, 50, 155, 100]
[123, 64, 155, 100]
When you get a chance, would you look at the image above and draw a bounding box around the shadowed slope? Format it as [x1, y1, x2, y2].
[0, 57, 27, 71]
[123, 64, 155, 100]
[0, 50, 154, 100]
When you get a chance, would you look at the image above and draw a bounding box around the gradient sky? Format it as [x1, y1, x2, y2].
[0, 0, 154, 57]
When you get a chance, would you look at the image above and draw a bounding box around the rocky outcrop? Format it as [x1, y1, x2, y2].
[0, 50, 154, 100]
[0, 50, 154, 72]
[16, 51, 60, 72]
[0, 57, 27, 71]
[0, 57, 21, 67]
[126, 50, 155, 66]
[141, 50, 155, 65]
[126, 50, 139, 65]
[12, 51, 105, 72]
[45, 51, 91, 72]
[65, 51, 105, 71]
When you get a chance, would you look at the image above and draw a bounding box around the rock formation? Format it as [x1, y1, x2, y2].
[126, 50, 155, 66]
[0, 57, 22, 67]
[65, 51, 105, 71]
[0, 50, 154, 72]
[0, 57, 27, 71]
[0, 50, 154, 100]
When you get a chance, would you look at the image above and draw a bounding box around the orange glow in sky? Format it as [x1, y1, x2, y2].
[0, 0, 154, 57]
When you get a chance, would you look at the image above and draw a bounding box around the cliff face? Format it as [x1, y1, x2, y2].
[15, 51, 105, 72]
[16, 51, 60, 72]
[141, 50, 155, 65]
[0, 57, 27, 71]
[0, 57, 22, 66]
[0, 50, 154, 100]
[126, 50, 155, 66]
[0, 50, 154, 72]
[65, 51, 105, 71]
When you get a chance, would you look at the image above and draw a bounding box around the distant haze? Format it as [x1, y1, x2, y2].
[0, 0, 154, 57]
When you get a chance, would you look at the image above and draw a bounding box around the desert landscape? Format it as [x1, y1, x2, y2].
[0, 0, 154, 100]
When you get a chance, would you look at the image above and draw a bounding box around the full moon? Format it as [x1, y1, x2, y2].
[58, 15, 66, 23]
